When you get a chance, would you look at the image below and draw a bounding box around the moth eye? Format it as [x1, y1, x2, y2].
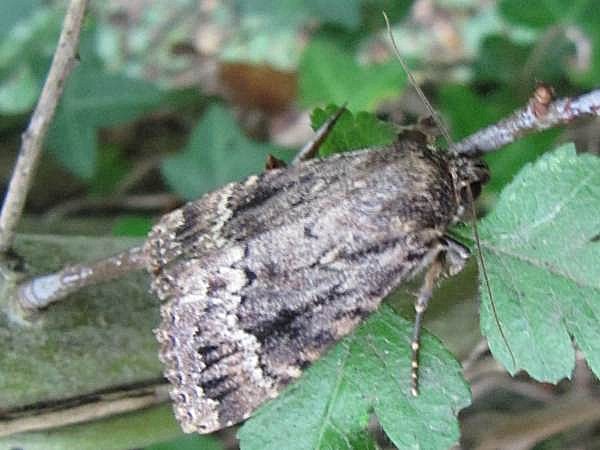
[459, 182, 482, 204]
[470, 181, 482, 199]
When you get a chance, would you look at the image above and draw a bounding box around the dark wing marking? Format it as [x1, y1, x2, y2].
[147, 141, 457, 433]
[145, 141, 455, 275]
[155, 224, 441, 433]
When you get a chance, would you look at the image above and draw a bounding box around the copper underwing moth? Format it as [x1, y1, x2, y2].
[13, 22, 600, 441]
[18, 77, 589, 438]
[140, 23, 506, 433]
[144, 111, 493, 432]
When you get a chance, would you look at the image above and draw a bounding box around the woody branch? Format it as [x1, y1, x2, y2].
[0, 0, 89, 254]
[14, 85, 600, 311]
[450, 85, 600, 156]
[18, 245, 147, 310]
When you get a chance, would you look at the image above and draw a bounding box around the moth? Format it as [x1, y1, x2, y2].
[17, 78, 587, 436]
[16, 29, 578, 436]
[143, 111, 490, 433]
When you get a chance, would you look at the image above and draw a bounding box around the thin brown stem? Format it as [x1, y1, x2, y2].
[44, 193, 179, 222]
[0, 0, 89, 253]
[18, 246, 147, 310]
[450, 88, 600, 156]
[0, 383, 170, 437]
[291, 104, 347, 165]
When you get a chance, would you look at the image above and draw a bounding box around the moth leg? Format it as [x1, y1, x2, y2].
[440, 235, 471, 277]
[264, 154, 287, 170]
[411, 256, 443, 397]
[411, 236, 470, 396]
[291, 104, 346, 165]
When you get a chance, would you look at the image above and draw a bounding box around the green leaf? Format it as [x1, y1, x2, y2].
[499, 0, 593, 28]
[147, 432, 223, 450]
[483, 128, 560, 193]
[477, 144, 600, 382]
[0, 1, 61, 113]
[310, 105, 396, 156]
[299, 40, 406, 112]
[0, 64, 39, 113]
[239, 0, 363, 29]
[473, 35, 531, 84]
[161, 105, 277, 200]
[238, 306, 471, 450]
[46, 62, 167, 179]
[112, 216, 153, 237]
[0, 0, 41, 40]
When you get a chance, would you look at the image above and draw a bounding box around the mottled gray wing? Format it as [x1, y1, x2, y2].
[146, 142, 456, 433]
[145, 141, 455, 277]
[155, 228, 439, 433]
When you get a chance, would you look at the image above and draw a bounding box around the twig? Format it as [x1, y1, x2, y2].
[468, 370, 556, 403]
[0, 0, 89, 253]
[18, 246, 146, 310]
[461, 338, 489, 373]
[15, 85, 600, 310]
[44, 193, 179, 222]
[0, 383, 170, 436]
[113, 154, 164, 196]
[468, 393, 600, 450]
[291, 104, 347, 165]
[450, 86, 600, 156]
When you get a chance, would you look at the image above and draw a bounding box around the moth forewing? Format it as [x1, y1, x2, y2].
[146, 137, 490, 433]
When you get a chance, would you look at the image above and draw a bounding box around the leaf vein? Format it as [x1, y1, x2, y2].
[314, 345, 351, 449]
[498, 170, 593, 242]
[482, 243, 599, 291]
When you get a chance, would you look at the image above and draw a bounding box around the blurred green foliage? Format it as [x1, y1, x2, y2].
[310, 105, 396, 155]
[147, 432, 223, 450]
[299, 40, 407, 111]
[161, 104, 281, 200]
[46, 63, 167, 179]
[111, 215, 153, 237]
[0, 0, 60, 113]
[2, 0, 597, 196]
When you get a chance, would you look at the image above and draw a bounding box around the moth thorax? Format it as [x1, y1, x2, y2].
[449, 156, 490, 220]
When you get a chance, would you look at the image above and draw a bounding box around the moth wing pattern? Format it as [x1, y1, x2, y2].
[145, 142, 461, 433]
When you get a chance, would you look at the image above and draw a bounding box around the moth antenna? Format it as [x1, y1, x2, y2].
[383, 11, 517, 375]
[466, 185, 517, 370]
[382, 11, 453, 147]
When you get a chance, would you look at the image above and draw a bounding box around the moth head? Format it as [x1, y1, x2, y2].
[450, 156, 490, 218]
